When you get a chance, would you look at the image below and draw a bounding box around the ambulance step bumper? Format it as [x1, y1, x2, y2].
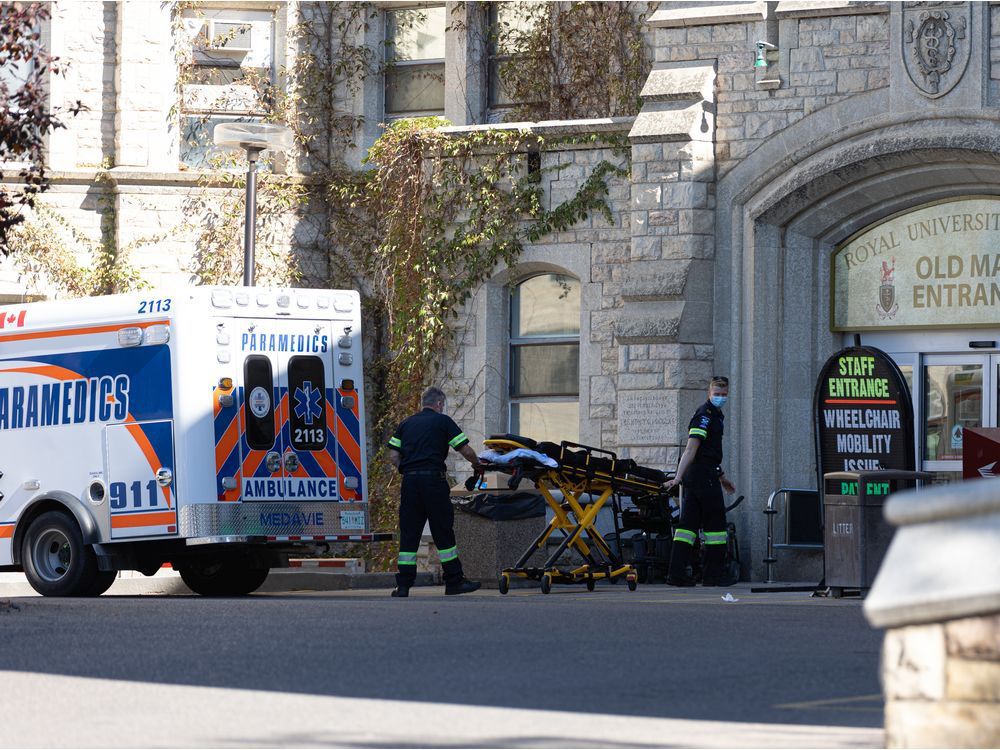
[179, 502, 377, 540]
[184, 533, 393, 546]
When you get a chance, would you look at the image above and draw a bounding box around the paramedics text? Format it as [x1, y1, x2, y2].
[0, 375, 128, 430]
[242, 331, 329, 353]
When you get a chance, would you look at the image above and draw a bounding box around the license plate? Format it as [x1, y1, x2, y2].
[339, 511, 365, 530]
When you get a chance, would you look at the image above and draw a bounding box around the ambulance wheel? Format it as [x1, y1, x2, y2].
[498, 573, 510, 595]
[540, 573, 552, 595]
[84, 570, 118, 597]
[178, 560, 269, 596]
[22, 511, 102, 597]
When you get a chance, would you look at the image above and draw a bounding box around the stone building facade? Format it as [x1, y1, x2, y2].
[5, 1, 1000, 581]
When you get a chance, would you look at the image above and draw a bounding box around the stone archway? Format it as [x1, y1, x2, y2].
[716, 99, 1000, 579]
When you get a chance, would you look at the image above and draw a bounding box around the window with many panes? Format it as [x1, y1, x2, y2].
[384, 5, 445, 119]
[509, 274, 580, 443]
[487, 1, 542, 113]
[178, 8, 276, 168]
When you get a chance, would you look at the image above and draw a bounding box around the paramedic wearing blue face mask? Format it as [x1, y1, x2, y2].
[664, 376, 736, 586]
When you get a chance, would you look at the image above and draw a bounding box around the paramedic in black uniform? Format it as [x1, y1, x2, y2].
[386, 386, 482, 597]
[664, 376, 737, 586]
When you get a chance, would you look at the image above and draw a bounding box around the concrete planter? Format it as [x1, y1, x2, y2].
[865, 481, 1000, 748]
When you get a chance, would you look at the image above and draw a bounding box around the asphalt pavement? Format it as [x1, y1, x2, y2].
[0, 582, 884, 748]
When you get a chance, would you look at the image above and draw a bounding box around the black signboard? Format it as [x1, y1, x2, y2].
[814, 346, 915, 495]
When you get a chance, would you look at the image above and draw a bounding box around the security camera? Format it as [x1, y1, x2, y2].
[756, 41, 777, 51]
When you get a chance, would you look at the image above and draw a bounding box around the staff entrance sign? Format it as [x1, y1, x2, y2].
[814, 346, 915, 494]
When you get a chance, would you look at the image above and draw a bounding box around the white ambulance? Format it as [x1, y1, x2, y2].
[0, 286, 386, 596]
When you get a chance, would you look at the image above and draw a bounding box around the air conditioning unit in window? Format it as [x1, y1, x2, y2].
[203, 19, 254, 53]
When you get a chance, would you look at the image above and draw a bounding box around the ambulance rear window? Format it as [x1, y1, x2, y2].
[244, 355, 275, 450]
[288, 355, 327, 451]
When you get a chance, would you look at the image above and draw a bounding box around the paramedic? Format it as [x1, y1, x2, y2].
[386, 386, 482, 597]
[664, 376, 736, 586]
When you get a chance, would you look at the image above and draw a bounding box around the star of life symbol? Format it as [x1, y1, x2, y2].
[877, 257, 899, 320]
[294, 381, 323, 426]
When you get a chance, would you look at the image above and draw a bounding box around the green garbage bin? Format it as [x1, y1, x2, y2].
[822, 470, 931, 593]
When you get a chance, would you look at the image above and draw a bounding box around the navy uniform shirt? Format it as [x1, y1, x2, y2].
[687, 401, 724, 467]
[388, 408, 470, 473]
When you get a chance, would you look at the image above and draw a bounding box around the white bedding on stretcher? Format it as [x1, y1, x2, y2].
[478, 448, 559, 468]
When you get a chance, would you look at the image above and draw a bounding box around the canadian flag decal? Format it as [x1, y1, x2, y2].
[0, 310, 26, 329]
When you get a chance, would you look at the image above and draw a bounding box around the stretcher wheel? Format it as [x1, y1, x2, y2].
[498, 573, 510, 595]
[586, 578, 595, 592]
[626, 574, 638, 592]
[541, 573, 552, 594]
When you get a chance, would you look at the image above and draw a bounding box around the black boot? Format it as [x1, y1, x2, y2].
[445, 578, 481, 595]
[666, 538, 696, 587]
[701, 543, 727, 586]
[392, 572, 412, 597]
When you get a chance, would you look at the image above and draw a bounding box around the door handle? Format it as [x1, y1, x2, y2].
[155, 467, 173, 487]
[265, 451, 282, 473]
[283, 452, 300, 472]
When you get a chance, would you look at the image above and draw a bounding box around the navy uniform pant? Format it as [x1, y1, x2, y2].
[396, 472, 464, 586]
[668, 464, 728, 581]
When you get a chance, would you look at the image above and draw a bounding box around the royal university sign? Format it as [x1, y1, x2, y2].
[832, 197, 1000, 331]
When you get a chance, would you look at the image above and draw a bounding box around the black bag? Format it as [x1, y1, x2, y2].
[455, 491, 545, 520]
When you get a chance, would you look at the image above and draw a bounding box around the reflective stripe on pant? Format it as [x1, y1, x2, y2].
[397, 473, 464, 585]
[668, 465, 727, 580]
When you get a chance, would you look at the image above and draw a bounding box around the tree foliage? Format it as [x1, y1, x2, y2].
[0, 2, 82, 251]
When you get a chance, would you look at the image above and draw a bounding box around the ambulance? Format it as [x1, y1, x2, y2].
[0, 286, 386, 596]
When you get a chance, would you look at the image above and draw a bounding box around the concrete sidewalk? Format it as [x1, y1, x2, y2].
[0, 566, 437, 596]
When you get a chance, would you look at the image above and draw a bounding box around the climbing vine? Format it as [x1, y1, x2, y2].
[7, 162, 149, 297]
[493, 1, 653, 122]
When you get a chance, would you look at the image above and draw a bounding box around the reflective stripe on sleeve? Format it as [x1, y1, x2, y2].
[673, 528, 697, 546]
[398, 551, 417, 566]
[704, 531, 728, 546]
[448, 433, 468, 448]
[388, 437, 402, 449]
[689, 428, 708, 439]
[438, 546, 459, 562]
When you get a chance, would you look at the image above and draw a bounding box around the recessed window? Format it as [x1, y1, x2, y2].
[488, 2, 543, 112]
[509, 274, 580, 443]
[384, 6, 446, 118]
[178, 7, 276, 169]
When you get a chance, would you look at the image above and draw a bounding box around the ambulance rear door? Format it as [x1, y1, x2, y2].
[235, 319, 340, 503]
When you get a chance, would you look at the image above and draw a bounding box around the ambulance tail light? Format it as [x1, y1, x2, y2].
[144, 325, 170, 345]
[340, 379, 355, 391]
[118, 327, 143, 347]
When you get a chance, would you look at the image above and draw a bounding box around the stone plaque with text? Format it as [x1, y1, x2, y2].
[619, 390, 674, 445]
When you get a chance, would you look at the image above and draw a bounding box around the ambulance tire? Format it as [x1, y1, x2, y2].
[84, 570, 118, 597]
[177, 560, 270, 596]
[22, 511, 103, 597]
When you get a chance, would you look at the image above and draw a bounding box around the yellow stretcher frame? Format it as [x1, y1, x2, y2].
[483, 438, 663, 595]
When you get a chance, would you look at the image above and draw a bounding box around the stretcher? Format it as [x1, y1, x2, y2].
[477, 436, 671, 594]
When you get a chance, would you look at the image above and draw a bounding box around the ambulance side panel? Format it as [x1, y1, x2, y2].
[0, 295, 178, 565]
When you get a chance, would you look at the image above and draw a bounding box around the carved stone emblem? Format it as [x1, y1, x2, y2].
[902, 3, 970, 98]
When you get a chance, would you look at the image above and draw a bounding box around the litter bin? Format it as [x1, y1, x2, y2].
[452, 491, 546, 586]
[822, 470, 931, 593]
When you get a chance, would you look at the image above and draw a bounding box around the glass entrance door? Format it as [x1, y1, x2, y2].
[895, 353, 1000, 483]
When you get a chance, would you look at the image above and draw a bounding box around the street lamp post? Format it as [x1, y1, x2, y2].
[212, 122, 294, 287]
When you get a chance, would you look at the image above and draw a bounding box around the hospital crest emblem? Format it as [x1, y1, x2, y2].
[903, 3, 970, 99]
[877, 258, 898, 320]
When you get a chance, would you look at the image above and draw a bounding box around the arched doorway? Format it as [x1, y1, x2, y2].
[716, 99, 1000, 578]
